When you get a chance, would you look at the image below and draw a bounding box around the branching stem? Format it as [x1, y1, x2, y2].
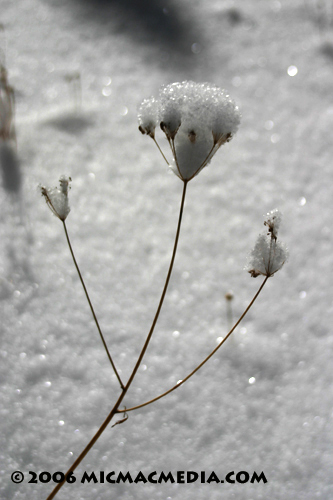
[116, 276, 269, 413]
[46, 181, 188, 500]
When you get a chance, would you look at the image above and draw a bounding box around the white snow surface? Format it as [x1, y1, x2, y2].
[1, 1, 333, 500]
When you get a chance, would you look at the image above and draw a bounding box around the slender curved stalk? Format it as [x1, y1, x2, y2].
[153, 137, 170, 165]
[124, 180, 187, 390]
[46, 181, 188, 500]
[62, 220, 124, 390]
[118, 276, 269, 413]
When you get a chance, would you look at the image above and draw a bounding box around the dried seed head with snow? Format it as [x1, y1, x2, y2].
[246, 209, 288, 278]
[40, 175, 71, 221]
[138, 81, 241, 182]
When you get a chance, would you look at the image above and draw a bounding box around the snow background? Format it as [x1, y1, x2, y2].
[1, 0, 333, 499]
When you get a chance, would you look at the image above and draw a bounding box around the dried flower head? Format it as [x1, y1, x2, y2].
[40, 175, 71, 221]
[138, 81, 241, 182]
[246, 209, 288, 278]
[138, 97, 159, 138]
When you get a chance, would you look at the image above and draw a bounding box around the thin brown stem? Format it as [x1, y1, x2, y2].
[45, 404, 119, 500]
[124, 180, 187, 390]
[153, 137, 170, 166]
[171, 137, 183, 179]
[225, 292, 234, 332]
[118, 276, 269, 414]
[46, 181, 188, 500]
[62, 220, 124, 390]
[165, 136, 182, 180]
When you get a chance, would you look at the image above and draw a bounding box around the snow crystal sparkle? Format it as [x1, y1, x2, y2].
[138, 81, 241, 181]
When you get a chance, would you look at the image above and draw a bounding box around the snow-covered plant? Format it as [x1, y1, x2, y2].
[246, 209, 288, 278]
[138, 81, 241, 181]
[40, 175, 71, 221]
[40, 176, 124, 390]
[40, 83, 287, 500]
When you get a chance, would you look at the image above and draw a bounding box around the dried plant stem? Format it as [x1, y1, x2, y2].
[225, 292, 234, 332]
[46, 181, 188, 500]
[116, 276, 269, 414]
[62, 220, 124, 390]
[153, 137, 170, 165]
[121, 180, 187, 392]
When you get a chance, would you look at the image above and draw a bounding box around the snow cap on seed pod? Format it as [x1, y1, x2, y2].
[40, 175, 71, 221]
[246, 209, 288, 278]
[138, 81, 241, 182]
[263, 208, 282, 240]
[138, 97, 159, 138]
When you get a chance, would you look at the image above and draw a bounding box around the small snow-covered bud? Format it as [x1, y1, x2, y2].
[40, 175, 71, 221]
[246, 210, 288, 278]
[138, 97, 158, 138]
[59, 175, 71, 196]
[264, 208, 282, 240]
[246, 235, 288, 278]
[159, 83, 183, 139]
[138, 81, 241, 182]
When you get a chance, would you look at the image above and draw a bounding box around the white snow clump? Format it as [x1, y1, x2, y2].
[138, 97, 159, 138]
[264, 208, 282, 240]
[40, 175, 71, 221]
[138, 81, 241, 181]
[246, 209, 288, 278]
